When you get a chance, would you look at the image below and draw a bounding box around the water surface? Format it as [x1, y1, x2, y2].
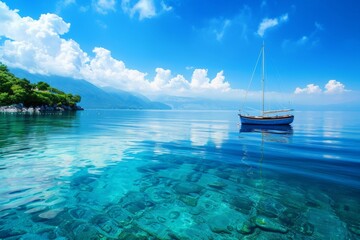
[0, 110, 359, 239]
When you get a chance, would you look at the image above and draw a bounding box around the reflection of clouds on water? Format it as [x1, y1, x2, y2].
[190, 123, 229, 148]
[0, 113, 231, 212]
[322, 113, 342, 139]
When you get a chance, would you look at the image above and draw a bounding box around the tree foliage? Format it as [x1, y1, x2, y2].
[0, 63, 81, 107]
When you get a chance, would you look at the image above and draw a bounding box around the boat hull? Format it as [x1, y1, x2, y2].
[239, 114, 294, 125]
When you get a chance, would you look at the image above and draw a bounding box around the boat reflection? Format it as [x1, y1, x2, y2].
[240, 124, 293, 135]
[239, 124, 294, 185]
[240, 124, 293, 144]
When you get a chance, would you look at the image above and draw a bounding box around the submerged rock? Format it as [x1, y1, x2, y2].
[179, 195, 198, 207]
[215, 170, 232, 180]
[208, 181, 227, 190]
[253, 216, 288, 233]
[208, 215, 233, 234]
[229, 195, 254, 214]
[187, 172, 202, 182]
[119, 191, 153, 215]
[106, 205, 133, 226]
[72, 223, 102, 239]
[257, 198, 286, 218]
[147, 187, 176, 203]
[118, 227, 150, 240]
[91, 214, 122, 238]
[278, 208, 301, 227]
[168, 211, 180, 219]
[295, 222, 315, 236]
[237, 220, 256, 235]
[303, 208, 349, 239]
[0, 229, 26, 238]
[174, 182, 203, 195]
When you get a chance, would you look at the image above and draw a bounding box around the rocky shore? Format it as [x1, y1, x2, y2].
[0, 103, 84, 114]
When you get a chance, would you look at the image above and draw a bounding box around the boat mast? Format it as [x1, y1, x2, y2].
[262, 41, 265, 116]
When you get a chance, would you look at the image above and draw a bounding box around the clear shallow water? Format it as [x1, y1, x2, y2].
[0, 110, 359, 239]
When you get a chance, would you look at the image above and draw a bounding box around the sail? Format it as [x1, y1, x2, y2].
[239, 42, 294, 125]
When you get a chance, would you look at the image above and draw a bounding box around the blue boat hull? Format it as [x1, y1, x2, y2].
[239, 114, 294, 125]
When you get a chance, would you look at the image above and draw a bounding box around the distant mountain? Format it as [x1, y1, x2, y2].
[10, 69, 171, 110]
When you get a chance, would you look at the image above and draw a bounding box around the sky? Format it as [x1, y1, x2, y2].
[0, 0, 359, 106]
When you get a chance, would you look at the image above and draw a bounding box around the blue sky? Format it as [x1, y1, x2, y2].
[0, 0, 359, 105]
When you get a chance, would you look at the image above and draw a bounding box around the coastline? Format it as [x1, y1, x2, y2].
[0, 103, 84, 114]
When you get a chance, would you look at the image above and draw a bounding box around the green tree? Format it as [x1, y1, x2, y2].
[0, 63, 82, 109]
[36, 81, 50, 91]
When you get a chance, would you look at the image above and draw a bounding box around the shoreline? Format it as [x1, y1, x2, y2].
[0, 104, 84, 114]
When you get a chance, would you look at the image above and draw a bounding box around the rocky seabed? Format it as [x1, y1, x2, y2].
[0, 153, 359, 239]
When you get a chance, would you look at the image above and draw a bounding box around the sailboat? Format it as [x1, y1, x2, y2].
[239, 43, 294, 125]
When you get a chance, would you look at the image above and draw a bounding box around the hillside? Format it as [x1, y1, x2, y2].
[0, 64, 81, 109]
[10, 69, 171, 110]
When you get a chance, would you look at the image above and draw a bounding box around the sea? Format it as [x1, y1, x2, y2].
[0, 110, 359, 239]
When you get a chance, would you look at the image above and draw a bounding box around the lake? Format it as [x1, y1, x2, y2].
[0, 110, 359, 239]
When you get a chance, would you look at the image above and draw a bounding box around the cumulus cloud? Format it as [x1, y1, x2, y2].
[0, 1, 232, 98]
[93, 0, 117, 14]
[257, 13, 288, 37]
[81, 47, 151, 91]
[190, 69, 230, 92]
[0, 2, 88, 77]
[295, 80, 347, 95]
[294, 84, 322, 94]
[324, 80, 346, 94]
[149, 68, 230, 95]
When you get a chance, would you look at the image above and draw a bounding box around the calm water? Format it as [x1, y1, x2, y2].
[0, 110, 359, 239]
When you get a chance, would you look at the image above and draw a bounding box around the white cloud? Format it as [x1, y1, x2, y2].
[280, 14, 288, 22]
[0, 2, 234, 98]
[282, 21, 323, 50]
[56, 0, 76, 14]
[93, 0, 116, 14]
[160, 1, 172, 12]
[190, 69, 230, 92]
[210, 19, 231, 41]
[324, 80, 346, 94]
[122, 0, 159, 20]
[2, 1, 353, 106]
[294, 84, 322, 94]
[297, 36, 308, 45]
[257, 13, 288, 37]
[204, 6, 251, 42]
[81, 47, 150, 91]
[149, 68, 230, 95]
[0, 2, 88, 77]
[295, 80, 348, 95]
[151, 67, 171, 90]
[120, 0, 172, 20]
[132, 0, 156, 19]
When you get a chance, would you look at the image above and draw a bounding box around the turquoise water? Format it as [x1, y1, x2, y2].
[0, 110, 359, 239]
